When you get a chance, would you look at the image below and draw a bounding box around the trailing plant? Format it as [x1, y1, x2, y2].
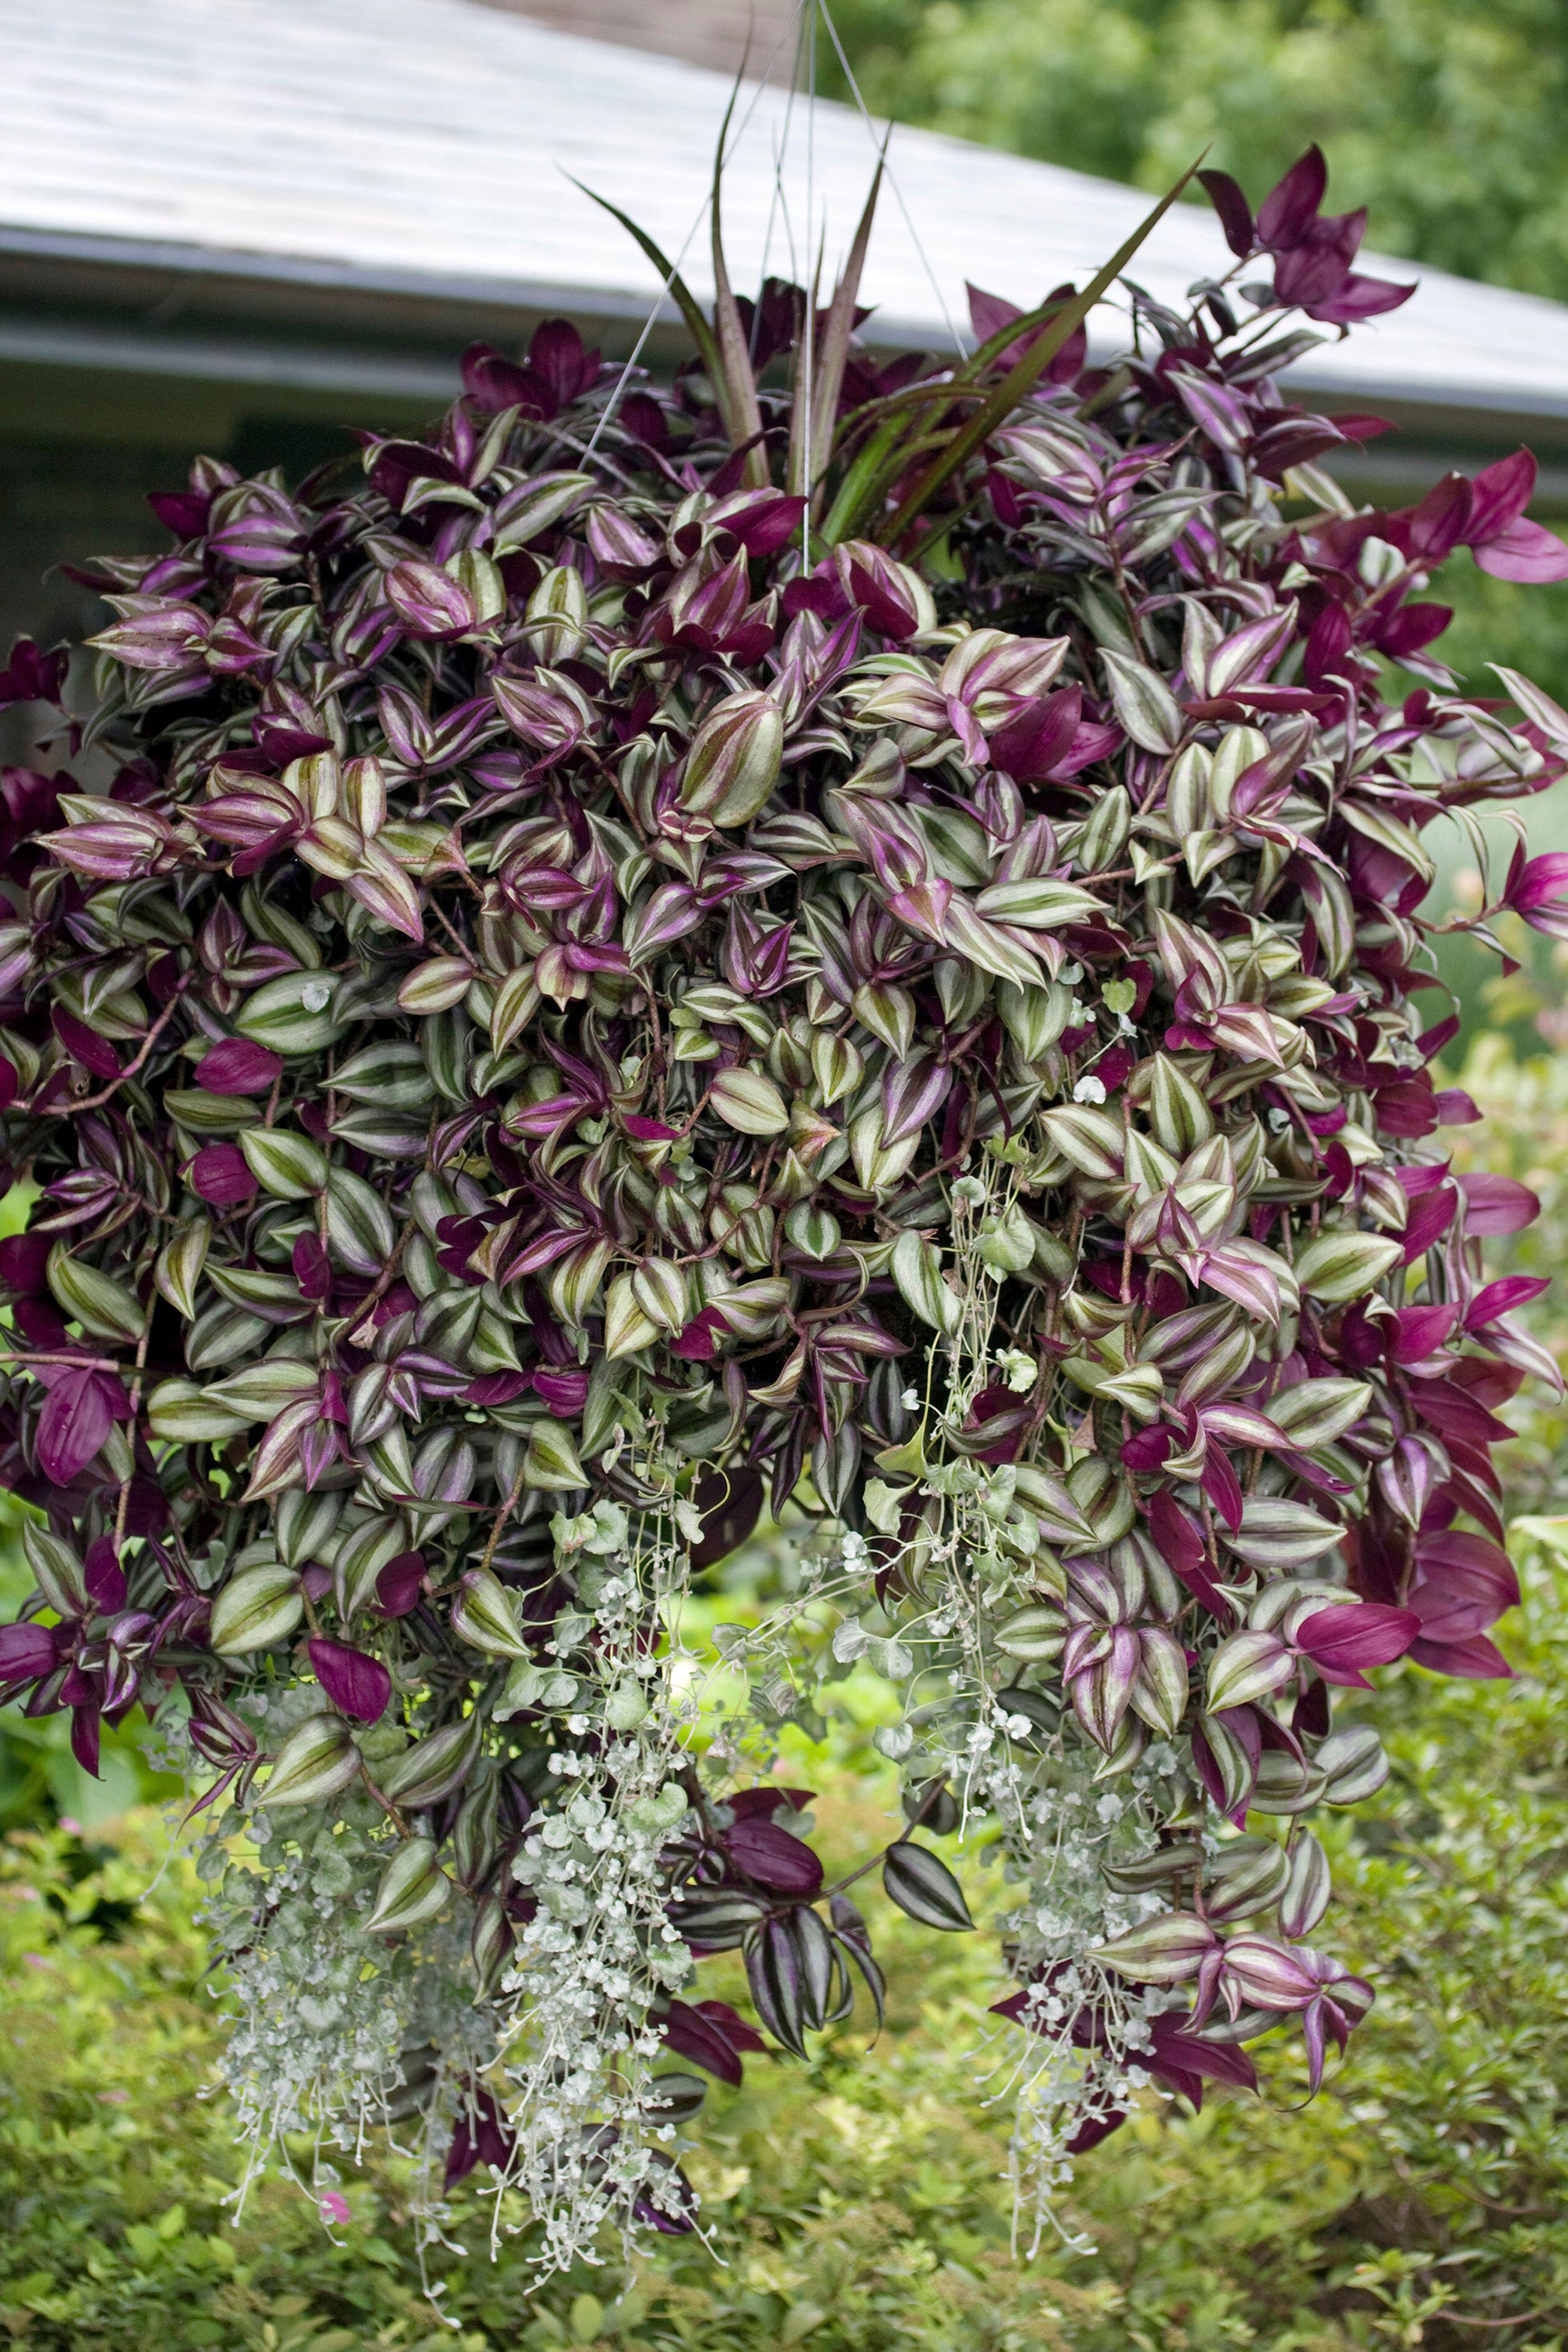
[0, 143, 1564, 2272]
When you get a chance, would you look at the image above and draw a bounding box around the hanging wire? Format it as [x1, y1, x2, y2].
[581, 0, 809, 461]
[582, 0, 967, 494]
[800, 1, 818, 564]
[752, 2, 811, 363]
[813, 0, 970, 358]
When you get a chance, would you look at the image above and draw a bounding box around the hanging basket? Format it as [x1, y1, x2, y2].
[0, 136, 1562, 2268]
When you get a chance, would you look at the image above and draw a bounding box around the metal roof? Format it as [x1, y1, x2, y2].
[5, 0, 1568, 472]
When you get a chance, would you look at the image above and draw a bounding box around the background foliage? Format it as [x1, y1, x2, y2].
[824, 0, 1568, 1049]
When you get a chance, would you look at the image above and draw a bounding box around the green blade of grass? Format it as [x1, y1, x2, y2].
[710, 92, 770, 489]
[875, 160, 1203, 549]
[804, 158, 886, 508]
[568, 177, 724, 393]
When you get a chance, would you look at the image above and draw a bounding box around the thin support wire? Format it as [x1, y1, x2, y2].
[752, 0, 811, 361]
[814, 0, 970, 358]
[800, 1, 817, 563]
[582, 0, 967, 497]
[581, 2, 807, 462]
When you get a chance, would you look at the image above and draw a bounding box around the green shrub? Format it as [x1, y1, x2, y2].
[5, 1519, 1568, 2350]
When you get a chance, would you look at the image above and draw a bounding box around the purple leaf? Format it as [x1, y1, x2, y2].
[308, 1636, 392, 1724]
[83, 1537, 127, 1613]
[1508, 851, 1568, 926]
[1198, 169, 1254, 259]
[660, 1996, 753, 2085]
[1457, 1172, 1540, 1235]
[1148, 2013, 1259, 2107]
[37, 1365, 118, 1483]
[52, 1007, 122, 1081]
[292, 1232, 332, 1299]
[688, 1465, 765, 1570]
[1473, 517, 1568, 583]
[0, 1621, 56, 1682]
[190, 1142, 259, 1207]
[1407, 1628, 1512, 1680]
[1305, 270, 1415, 325]
[724, 1816, 824, 1896]
[465, 1370, 532, 1405]
[1256, 146, 1328, 249]
[1295, 1602, 1421, 1686]
[1467, 1276, 1550, 1327]
[376, 1553, 426, 1618]
[0, 1232, 52, 1294]
[443, 2085, 514, 2187]
[71, 1704, 101, 1777]
[198, 1038, 284, 1094]
[1464, 448, 1537, 543]
[532, 1365, 590, 1415]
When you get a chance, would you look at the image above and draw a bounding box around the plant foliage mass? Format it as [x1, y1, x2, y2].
[0, 148, 1564, 2269]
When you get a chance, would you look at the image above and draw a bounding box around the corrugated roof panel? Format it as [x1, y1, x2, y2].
[4, 0, 1568, 426]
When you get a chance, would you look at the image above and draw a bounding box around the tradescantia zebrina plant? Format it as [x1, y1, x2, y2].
[0, 140, 1566, 2268]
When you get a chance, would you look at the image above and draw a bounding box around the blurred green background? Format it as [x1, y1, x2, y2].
[825, 0, 1568, 302]
[4, 2, 1568, 2342]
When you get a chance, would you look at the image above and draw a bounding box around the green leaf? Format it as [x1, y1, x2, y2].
[1225, 1497, 1345, 1571]
[208, 1563, 304, 1657]
[200, 1360, 318, 1423]
[154, 1220, 210, 1320]
[710, 1065, 791, 1136]
[451, 1567, 528, 1659]
[238, 1126, 329, 1199]
[1204, 1626, 1295, 1712]
[891, 1229, 956, 1333]
[235, 970, 343, 1054]
[398, 956, 474, 1014]
[1099, 648, 1185, 753]
[261, 1715, 361, 1810]
[1039, 1102, 1125, 1180]
[524, 1418, 588, 1491]
[325, 1167, 397, 1276]
[366, 1837, 450, 1935]
[1090, 1910, 1215, 1984]
[146, 1376, 251, 1444]
[1293, 1229, 1405, 1301]
[882, 1840, 974, 1932]
[972, 877, 1103, 930]
[1268, 1377, 1374, 1451]
[569, 176, 724, 393]
[994, 1604, 1067, 1663]
[377, 1714, 484, 1810]
[22, 1522, 86, 1616]
[46, 1243, 146, 1343]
